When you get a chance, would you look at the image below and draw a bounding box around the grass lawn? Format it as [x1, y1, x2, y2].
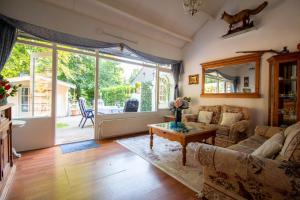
[56, 122, 69, 129]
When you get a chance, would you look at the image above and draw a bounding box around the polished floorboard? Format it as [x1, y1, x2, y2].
[7, 139, 196, 200]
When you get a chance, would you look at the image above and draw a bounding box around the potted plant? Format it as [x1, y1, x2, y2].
[0, 79, 21, 106]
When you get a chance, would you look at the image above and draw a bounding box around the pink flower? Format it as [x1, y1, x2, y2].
[174, 98, 183, 108]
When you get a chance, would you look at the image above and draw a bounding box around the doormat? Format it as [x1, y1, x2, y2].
[60, 140, 100, 154]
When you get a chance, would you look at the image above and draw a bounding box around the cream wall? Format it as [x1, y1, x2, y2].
[0, 0, 182, 60]
[181, 0, 300, 130]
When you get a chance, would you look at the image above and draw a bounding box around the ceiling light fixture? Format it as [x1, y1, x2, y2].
[182, 0, 203, 16]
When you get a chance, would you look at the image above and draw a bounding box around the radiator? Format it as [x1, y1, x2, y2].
[98, 115, 163, 138]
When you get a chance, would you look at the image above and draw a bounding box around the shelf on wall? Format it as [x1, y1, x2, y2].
[221, 26, 257, 39]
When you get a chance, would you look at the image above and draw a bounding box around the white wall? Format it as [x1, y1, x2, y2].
[181, 0, 300, 131]
[0, 0, 182, 60]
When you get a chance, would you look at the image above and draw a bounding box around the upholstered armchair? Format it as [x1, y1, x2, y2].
[183, 105, 250, 147]
[197, 125, 300, 200]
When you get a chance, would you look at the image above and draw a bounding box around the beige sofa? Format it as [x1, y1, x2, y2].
[183, 105, 250, 147]
[197, 122, 300, 200]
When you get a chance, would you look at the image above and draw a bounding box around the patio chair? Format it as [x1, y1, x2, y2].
[78, 97, 94, 128]
[123, 98, 139, 112]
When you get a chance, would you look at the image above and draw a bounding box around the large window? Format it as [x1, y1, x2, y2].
[98, 58, 157, 114]
[2, 36, 174, 118]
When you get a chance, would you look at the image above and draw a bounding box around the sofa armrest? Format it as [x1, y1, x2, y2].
[229, 120, 250, 142]
[255, 125, 284, 138]
[182, 114, 198, 122]
[197, 144, 300, 199]
[197, 144, 248, 178]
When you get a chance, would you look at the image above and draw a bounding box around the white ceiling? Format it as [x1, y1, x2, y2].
[42, 0, 226, 48]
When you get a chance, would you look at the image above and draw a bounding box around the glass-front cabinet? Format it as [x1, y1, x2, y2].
[268, 52, 300, 127]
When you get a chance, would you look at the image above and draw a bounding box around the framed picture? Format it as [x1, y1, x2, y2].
[189, 74, 199, 85]
[244, 76, 249, 87]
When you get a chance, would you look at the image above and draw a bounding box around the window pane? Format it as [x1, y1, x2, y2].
[158, 71, 174, 109]
[2, 43, 52, 118]
[21, 88, 29, 95]
[21, 105, 29, 112]
[98, 58, 156, 114]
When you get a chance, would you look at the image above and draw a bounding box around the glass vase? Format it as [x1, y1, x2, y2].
[0, 97, 7, 106]
[175, 109, 182, 124]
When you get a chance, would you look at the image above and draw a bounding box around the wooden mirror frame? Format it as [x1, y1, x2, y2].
[201, 53, 261, 98]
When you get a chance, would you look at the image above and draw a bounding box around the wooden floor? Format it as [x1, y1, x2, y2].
[7, 138, 196, 200]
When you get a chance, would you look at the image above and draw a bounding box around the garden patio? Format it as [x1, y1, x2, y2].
[56, 115, 94, 144]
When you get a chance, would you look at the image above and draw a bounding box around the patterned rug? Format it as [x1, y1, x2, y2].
[117, 135, 203, 193]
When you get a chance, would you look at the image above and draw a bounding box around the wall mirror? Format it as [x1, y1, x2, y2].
[201, 53, 261, 98]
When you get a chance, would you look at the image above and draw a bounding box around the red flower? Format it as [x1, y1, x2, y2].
[4, 85, 11, 90]
[0, 95, 3, 99]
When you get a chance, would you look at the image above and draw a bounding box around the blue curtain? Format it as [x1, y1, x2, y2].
[171, 62, 184, 99]
[0, 14, 183, 97]
[0, 19, 16, 75]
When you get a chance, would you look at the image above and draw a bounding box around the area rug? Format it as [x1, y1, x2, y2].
[117, 135, 203, 193]
[60, 140, 100, 154]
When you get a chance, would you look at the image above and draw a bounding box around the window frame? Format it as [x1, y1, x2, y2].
[10, 36, 174, 118]
[20, 87, 30, 113]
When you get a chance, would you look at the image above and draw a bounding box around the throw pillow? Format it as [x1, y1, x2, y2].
[197, 111, 213, 124]
[279, 121, 300, 162]
[220, 112, 242, 126]
[252, 132, 285, 158]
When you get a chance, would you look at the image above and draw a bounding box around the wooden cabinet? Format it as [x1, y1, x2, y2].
[0, 104, 14, 199]
[268, 52, 300, 127]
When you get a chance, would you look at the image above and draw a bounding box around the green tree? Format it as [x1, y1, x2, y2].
[2, 43, 50, 78]
[57, 52, 96, 105]
[99, 60, 124, 88]
[140, 81, 152, 112]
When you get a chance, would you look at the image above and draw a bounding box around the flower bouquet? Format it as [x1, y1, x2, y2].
[0, 79, 21, 106]
[169, 97, 189, 124]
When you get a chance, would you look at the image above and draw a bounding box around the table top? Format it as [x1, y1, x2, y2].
[148, 122, 216, 136]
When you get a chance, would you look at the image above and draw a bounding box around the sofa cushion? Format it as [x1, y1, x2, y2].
[228, 135, 267, 154]
[220, 112, 242, 126]
[221, 105, 250, 121]
[238, 135, 267, 149]
[279, 121, 300, 162]
[228, 144, 253, 154]
[197, 111, 213, 124]
[255, 126, 284, 139]
[198, 105, 221, 124]
[252, 132, 284, 158]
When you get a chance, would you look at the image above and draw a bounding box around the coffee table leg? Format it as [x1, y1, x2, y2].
[182, 144, 187, 166]
[150, 129, 153, 149]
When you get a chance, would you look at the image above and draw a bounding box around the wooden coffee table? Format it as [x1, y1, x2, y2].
[148, 122, 216, 166]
